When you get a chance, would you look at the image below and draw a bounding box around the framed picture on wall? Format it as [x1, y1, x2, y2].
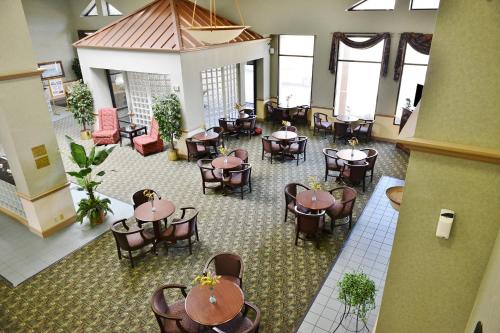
[48, 78, 65, 98]
[38, 61, 65, 80]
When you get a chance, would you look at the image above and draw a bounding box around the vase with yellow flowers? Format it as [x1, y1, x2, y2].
[194, 271, 221, 304]
[219, 147, 229, 164]
[143, 190, 156, 212]
[348, 137, 359, 158]
[282, 120, 291, 138]
[309, 176, 323, 202]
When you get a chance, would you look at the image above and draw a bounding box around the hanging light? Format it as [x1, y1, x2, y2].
[184, 0, 250, 44]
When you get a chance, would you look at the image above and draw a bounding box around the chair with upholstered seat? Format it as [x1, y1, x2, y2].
[294, 207, 325, 248]
[111, 219, 156, 267]
[264, 101, 280, 123]
[326, 186, 357, 230]
[323, 148, 345, 182]
[279, 125, 298, 133]
[223, 163, 252, 199]
[293, 105, 310, 125]
[284, 183, 310, 222]
[92, 107, 120, 145]
[229, 149, 249, 163]
[219, 118, 240, 140]
[360, 148, 378, 182]
[313, 113, 332, 137]
[203, 252, 244, 288]
[150, 284, 201, 333]
[333, 122, 350, 144]
[197, 159, 223, 194]
[353, 120, 374, 142]
[186, 138, 211, 162]
[288, 136, 307, 165]
[261, 136, 283, 163]
[341, 161, 369, 192]
[133, 119, 164, 156]
[211, 302, 261, 333]
[158, 207, 199, 255]
[238, 116, 256, 137]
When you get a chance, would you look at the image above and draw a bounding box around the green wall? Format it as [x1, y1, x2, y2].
[376, 1, 500, 332]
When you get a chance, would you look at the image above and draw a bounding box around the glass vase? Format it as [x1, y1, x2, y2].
[312, 190, 317, 202]
[224, 156, 228, 164]
[209, 287, 216, 304]
[150, 199, 156, 212]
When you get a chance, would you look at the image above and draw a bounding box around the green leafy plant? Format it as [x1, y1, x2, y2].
[72, 57, 82, 81]
[152, 93, 182, 150]
[66, 136, 114, 225]
[67, 81, 95, 131]
[335, 272, 376, 331]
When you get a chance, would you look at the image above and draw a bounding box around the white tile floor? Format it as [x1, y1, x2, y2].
[0, 184, 133, 287]
[297, 176, 404, 333]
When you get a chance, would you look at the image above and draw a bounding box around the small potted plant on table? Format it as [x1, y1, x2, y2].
[66, 81, 95, 140]
[153, 93, 182, 161]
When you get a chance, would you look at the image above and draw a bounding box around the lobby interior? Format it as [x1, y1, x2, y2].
[0, 1, 499, 333]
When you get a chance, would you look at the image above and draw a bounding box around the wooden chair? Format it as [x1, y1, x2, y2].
[223, 163, 252, 199]
[150, 284, 201, 333]
[186, 138, 211, 162]
[229, 149, 249, 163]
[279, 126, 298, 133]
[360, 148, 378, 182]
[207, 126, 225, 151]
[211, 302, 261, 333]
[197, 159, 223, 194]
[111, 219, 156, 267]
[264, 101, 279, 123]
[323, 148, 345, 182]
[333, 122, 350, 144]
[353, 120, 374, 142]
[294, 207, 325, 248]
[203, 252, 244, 288]
[261, 136, 283, 163]
[288, 136, 307, 165]
[158, 207, 199, 255]
[313, 113, 332, 137]
[326, 186, 357, 230]
[219, 118, 240, 140]
[242, 108, 255, 116]
[238, 116, 256, 137]
[341, 161, 369, 192]
[293, 105, 310, 125]
[284, 183, 310, 222]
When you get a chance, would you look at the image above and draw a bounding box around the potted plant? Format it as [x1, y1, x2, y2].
[66, 81, 95, 140]
[152, 93, 182, 161]
[333, 272, 376, 333]
[66, 136, 114, 225]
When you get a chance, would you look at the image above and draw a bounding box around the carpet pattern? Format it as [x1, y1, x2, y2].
[0, 117, 408, 333]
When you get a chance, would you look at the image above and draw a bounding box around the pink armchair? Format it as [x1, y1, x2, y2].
[92, 108, 120, 145]
[133, 119, 164, 156]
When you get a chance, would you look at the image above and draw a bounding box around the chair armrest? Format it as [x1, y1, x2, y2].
[179, 207, 196, 219]
[211, 327, 226, 333]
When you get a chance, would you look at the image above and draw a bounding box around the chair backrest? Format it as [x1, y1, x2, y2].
[330, 186, 357, 218]
[149, 119, 160, 139]
[279, 126, 298, 133]
[237, 164, 252, 185]
[110, 219, 140, 251]
[264, 102, 275, 115]
[284, 183, 310, 207]
[175, 207, 198, 236]
[240, 116, 256, 129]
[240, 302, 261, 333]
[345, 162, 369, 183]
[242, 108, 255, 116]
[98, 108, 118, 131]
[295, 136, 308, 153]
[323, 148, 342, 169]
[334, 122, 349, 137]
[262, 136, 275, 153]
[186, 137, 203, 155]
[132, 189, 160, 209]
[361, 148, 378, 169]
[313, 113, 322, 126]
[297, 105, 310, 117]
[218, 118, 229, 130]
[208, 126, 223, 135]
[205, 252, 244, 280]
[295, 208, 325, 235]
[230, 149, 249, 163]
[150, 284, 188, 333]
[196, 159, 216, 180]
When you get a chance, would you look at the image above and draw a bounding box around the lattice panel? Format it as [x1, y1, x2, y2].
[126, 72, 171, 127]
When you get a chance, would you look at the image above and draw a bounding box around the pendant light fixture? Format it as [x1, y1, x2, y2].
[184, 0, 250, 44]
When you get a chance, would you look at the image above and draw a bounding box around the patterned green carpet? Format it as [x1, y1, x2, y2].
[0, 117, 408, 333]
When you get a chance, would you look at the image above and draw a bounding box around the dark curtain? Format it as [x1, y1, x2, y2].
[329, 32, 391, 77]
[393, 33, 433, 81]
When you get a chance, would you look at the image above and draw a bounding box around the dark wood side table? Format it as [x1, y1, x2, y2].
[119, 125, 147, 150]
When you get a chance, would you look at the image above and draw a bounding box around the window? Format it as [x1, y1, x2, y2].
[348, 0, 395, 11]
[201, 64, 240, 129]
[103, 1, 123, 16]
[244, 62, 255, 107]
[394, 44, 429, 124]
[334, 37, 384, 120]
[278, 35, 314, 107]
[81, 0, 98, 17]
[410, 0, 440, 10]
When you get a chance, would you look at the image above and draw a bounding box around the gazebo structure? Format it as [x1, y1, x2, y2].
[74, 0, 270, 157]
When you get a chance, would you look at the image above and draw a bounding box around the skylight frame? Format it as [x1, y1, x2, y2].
[410, 0, 440, 10]
[347, 0, 395, 12]
[81, 0, 98, 17]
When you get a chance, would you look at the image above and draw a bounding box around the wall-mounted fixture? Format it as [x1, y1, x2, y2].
[436, 209, 455, 239]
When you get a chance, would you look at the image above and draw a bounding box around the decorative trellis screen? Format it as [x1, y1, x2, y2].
[201, 64, 239, 129]
[126, 72, 171, 127]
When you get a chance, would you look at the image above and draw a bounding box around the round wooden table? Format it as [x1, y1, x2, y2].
[336, 114, 359, 123]
[185, 279, 244, 327]
[193, 131, 218, 142]
[336, 149, 367, 162]
[134, 199, 176, 239]
[211, 156, 243, 170]
[296, 190, 335, 211]
[272, 130, 298, 141]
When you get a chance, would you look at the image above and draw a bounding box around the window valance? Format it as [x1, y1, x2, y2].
[329, 32, 391, 77]
[394, 32, 433, 81]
